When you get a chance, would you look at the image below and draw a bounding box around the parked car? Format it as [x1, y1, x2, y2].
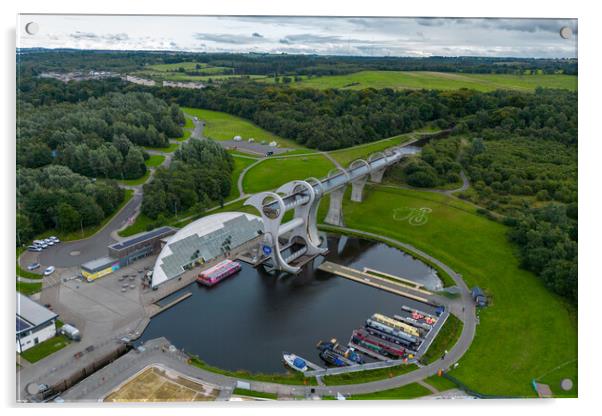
[27, 263, 40, 271]
[43, 266, 55, 276]
[27, 246, 42, 252]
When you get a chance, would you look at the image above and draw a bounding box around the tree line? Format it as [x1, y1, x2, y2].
[141, 140, 233, 221]
[17, 92, 185, 180]
[17, 165, 124, 243]
[19, 50, 578, 77]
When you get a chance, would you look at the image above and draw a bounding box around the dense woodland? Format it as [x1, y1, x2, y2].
[16, 166, 124, 243]
[141, 140, 233, 220]
[16, 87, 186, 240]
[17, 92, 184, 178]
[15, 51, 578, 303]
[386, 137, 463, 188]
[18, 50, 577, 76]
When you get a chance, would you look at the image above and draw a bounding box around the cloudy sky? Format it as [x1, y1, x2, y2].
[18, 15, 577, 58]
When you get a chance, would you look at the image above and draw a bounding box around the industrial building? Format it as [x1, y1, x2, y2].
[108, 226, 176, 267]
[81, 226, 176, 282]
[80, 256, 121, 282]
[152, 212, 263, 287]
[16, 293, 58, 353]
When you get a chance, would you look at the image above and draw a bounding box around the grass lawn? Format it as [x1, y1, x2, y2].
[145, 155, 166, 168]
[20, 334, 70, 363]
[328, 133, 416, 166]
[117, 213, 156, 237]
[420, 313, 463, 364]
[423, 374, 457, 392]
[183, 117, 194, 129]
[243, 154, 335, 193]
[118, 170, 151, 186]
[143, 142, 179, 153]
[30, 189, 134, 242]
[322, 364, 418, 386]
[228, 156, 257, 200]
[189, 356, 317, 386]
[323, 185, 577, 397]
[16, 247, 43, 280]
[175, 129, 192, 141]
[347, 382, 432, 400]
[232, 388, 277, 400]
[293, 71, 577, 92]
[181, 107, 305, 150]
[16, 281, 42, 296]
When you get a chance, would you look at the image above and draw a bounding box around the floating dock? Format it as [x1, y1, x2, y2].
[317, 261, 432, 303]
[149, 292, 192, 317]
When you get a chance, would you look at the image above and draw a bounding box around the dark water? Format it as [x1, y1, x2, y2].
[139, 234, 441, 373]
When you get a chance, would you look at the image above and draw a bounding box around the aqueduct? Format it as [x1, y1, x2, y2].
[244, 145, 419, 273]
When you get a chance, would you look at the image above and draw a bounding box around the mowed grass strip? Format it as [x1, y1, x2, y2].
[347, 382, 432, 400]
[322, 364, 418, 386]
[233, 388, 277, 400]
[293, 71, 577, 92]
[182, 107, 305, 149]
[243, 154, 335, 193]
[420, 313, 463, 364]
[326, 185, 576, 397]
[227, 156, 257, 200]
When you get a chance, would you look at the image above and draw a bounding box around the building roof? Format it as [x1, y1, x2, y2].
[81, 256, 118, 272]
[16, 293, 57, 333]
[152, 212, 263, 287]
[108, 226, 176, 252]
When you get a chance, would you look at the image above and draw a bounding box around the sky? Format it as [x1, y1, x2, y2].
[17, 15, 578, 58]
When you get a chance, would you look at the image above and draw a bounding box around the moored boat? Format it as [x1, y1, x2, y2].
[282, 352, 309, 372]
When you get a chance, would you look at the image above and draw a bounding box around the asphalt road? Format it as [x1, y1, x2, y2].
[32, 191, 143, 268]
[22, 118, 206, 270]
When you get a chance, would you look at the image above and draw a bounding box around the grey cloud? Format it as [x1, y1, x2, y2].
[279, 33, 344, 44]
[193, 33, 267, 44]
[70, 31, 129, 43]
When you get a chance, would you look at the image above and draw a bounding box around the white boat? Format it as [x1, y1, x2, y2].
[282, 352, 308, 372]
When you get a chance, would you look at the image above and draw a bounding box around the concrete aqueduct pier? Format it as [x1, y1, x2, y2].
[244, 146, 419, 274]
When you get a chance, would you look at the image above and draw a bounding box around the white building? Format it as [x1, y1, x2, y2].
[151, 212, 263, 287]
[233, 135, 242, 142]
[16, 293, 58, 353]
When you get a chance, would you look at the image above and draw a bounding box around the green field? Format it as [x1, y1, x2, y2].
[228, 156, 257, 200]
[243, 155, 335, 193]
[420, 313, 463, 364]
[145, 155, 165, 168]
[182, 107, 305, 150]
[328, 133, 415, 166]
[291, 71, 577, 92]
[20, 334, 70, 363]
[324, 185, 576, 397]
[348, 382, 432, 400]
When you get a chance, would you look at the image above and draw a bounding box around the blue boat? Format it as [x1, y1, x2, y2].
[283, 352, 308, 372]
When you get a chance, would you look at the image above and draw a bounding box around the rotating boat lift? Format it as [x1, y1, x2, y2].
[244, 145, 417, 273]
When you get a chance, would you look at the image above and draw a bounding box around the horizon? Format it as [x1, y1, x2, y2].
[17, 15, 578, 59]
[17, 46, 579, 61]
